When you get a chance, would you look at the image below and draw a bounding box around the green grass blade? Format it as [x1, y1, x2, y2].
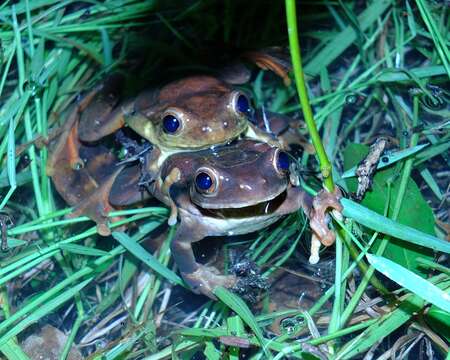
[367, 254, 450, 313]
[341, 198, 450, 253]
[112, 231, 184, 286]
[0, 278, 93, 348]
[213, 287, 272, 359]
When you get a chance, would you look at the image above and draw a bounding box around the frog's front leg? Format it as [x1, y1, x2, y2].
[161, 168, 182, 226]
[276, 186, 343, 263]
[245, 123, 282, 148]
[171, 222, 237, 299]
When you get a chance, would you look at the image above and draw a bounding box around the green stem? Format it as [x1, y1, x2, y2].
[285, 0, 334, 192]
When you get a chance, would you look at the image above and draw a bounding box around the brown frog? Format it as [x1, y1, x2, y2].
[47, 68, 306, 234]
[109, 140, 342, 299]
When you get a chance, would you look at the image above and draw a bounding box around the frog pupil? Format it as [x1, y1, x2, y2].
[277, 151, 290, 172]
[236, 95, 251, 116]
[163, 115, 180, 133]
[196, 172, 213, 191]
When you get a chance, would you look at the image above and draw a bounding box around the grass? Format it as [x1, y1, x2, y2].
[0, 0, 449, 359]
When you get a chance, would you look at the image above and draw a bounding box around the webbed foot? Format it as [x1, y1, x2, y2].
[308, 188, 343, 263]
[181, 265, 237, 300]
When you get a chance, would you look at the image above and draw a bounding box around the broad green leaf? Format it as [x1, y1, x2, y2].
[341, 143, 428, 178]
[341, 200, 449, 253]
[343, 143, 435, 274]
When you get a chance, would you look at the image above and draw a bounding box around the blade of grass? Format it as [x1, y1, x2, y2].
[112, 231, 184, 287]
[341, 198, 450, 253]
[285, 0, 334, 191]
[367, 254, 450, 313]
[214, 287, 272, 359]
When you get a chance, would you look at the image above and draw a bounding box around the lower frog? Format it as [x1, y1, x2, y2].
[110, 140, 342, 299]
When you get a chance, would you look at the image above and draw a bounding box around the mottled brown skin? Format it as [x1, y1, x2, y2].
[79, 75, 278, 151]
[110, 140, 342, 299]
[47, 86, 123, 236]
[77, 47, 292, 152]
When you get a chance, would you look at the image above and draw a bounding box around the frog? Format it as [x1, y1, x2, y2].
[47, 55, 305, 235]
[109, 139, 342, 299]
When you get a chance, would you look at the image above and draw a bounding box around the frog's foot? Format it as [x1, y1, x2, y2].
[242, 47, 292, 86]
[231, 258, 268, 303]
[309, 188, 343, 251]
[181, 265, 237, 300]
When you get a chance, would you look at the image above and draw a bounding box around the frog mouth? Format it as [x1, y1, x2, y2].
[197, 190, 287, 219]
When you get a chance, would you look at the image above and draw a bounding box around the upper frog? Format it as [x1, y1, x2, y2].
[77, 75, 279, 164]
[126, 76, 251, 150]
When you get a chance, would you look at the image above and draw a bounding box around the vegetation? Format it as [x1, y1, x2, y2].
[0, 0, 448, 359]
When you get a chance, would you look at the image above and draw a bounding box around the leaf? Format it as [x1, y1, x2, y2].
[343, 143, 435, 275]
[337, 294, 424, 359]
[426, 305, 450, 342]
[367, 254, 450, 313]
[59, 243, 109, 257]
[304, 0, 392, 76]
[341, 199, 450, 254]
[0, 278, 93, 348]
[341, 143, 428, 178]
[214, 287, 272, 359]
[112, 231, 184, 286]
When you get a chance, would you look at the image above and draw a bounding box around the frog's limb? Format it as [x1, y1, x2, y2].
[245, 123, 282, 148]
[242, 47, 292, 86]
[48, 101, 123, 236]
[308, 188, 343, 247]
[171, 222, 237, 299]
[77, 75, 126, 142]
[275, 186, 343, 262]
[161, 168, 181, 226]
[70, 165, 124, 236]
[252, 110, 315, 154]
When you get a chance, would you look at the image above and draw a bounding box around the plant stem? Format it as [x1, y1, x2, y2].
[285, 0, 334, 192]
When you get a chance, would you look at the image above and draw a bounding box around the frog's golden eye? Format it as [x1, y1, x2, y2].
[231, 91, 253, 117]
[194, 168, 218, 195]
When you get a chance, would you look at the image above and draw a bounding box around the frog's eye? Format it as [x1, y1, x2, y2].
[162, 114, 181, 134]
[275, 150, 290, 175]
[194, 169, 217, 195]
[232, 92, 253, 117]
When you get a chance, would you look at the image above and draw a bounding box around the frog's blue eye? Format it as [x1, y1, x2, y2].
[236, 94, 252, 116]
[195, 172, 214, 192]
[163, 115, 180, 134]
[276, 151, 290, 173]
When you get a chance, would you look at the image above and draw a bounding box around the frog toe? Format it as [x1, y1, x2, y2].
[181, 265, 237, 299]
[309, 188, 343, 246]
